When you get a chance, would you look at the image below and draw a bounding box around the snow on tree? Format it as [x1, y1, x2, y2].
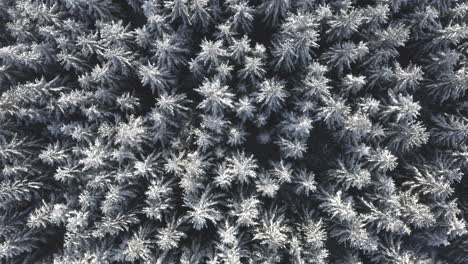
[0, 0, 466, 263]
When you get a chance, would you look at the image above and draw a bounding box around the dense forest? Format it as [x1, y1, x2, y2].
[0, 0, 467, 263]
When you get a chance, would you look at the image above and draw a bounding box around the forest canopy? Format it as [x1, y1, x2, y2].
[0, 0, 467, 263]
